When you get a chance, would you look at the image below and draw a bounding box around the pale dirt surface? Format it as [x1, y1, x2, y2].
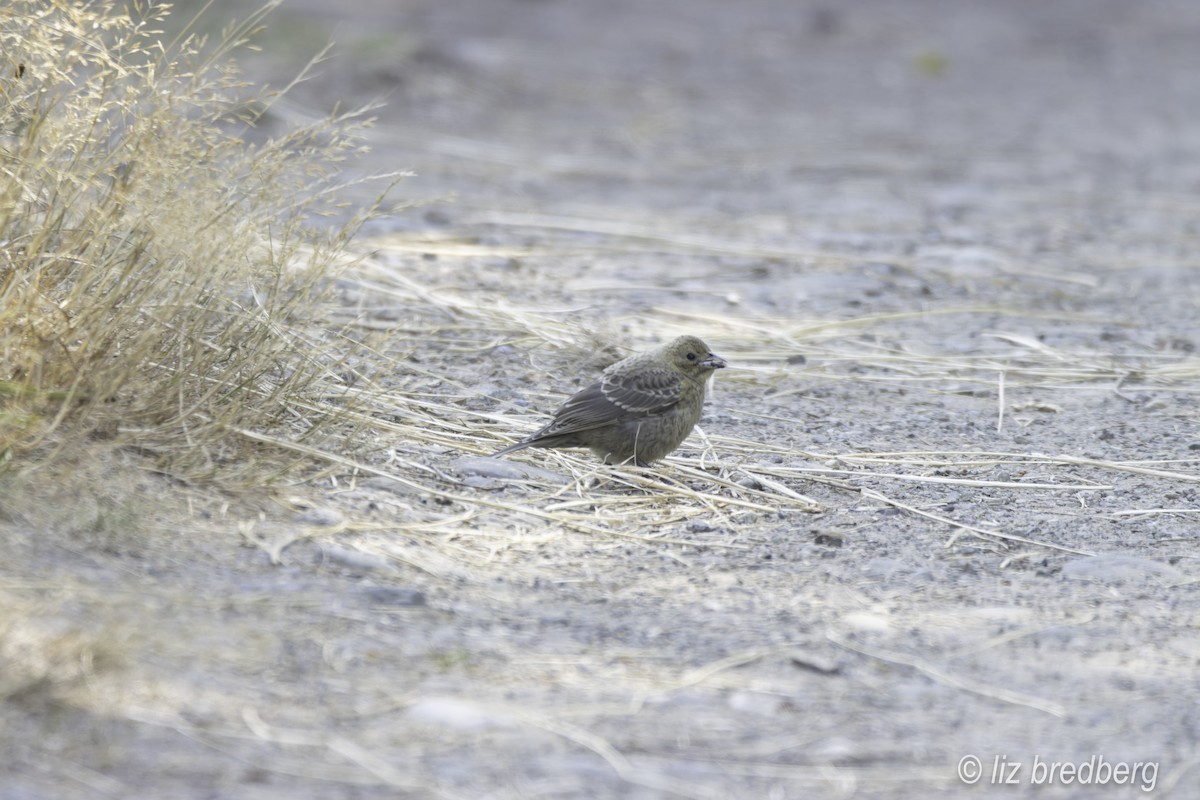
[4, 1, 1200, 798]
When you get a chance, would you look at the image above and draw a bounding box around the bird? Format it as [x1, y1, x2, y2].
[494, 335, 726, 466]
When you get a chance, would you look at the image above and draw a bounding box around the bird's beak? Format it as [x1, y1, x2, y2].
[700, 352, 726, 370]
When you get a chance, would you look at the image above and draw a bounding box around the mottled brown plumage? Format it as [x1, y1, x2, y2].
[494, 335, 726, 465]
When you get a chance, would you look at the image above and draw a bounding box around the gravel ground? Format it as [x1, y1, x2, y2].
[4, 1, 1200, 798]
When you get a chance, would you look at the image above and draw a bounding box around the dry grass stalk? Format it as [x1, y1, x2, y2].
[0, 0, 401, 481]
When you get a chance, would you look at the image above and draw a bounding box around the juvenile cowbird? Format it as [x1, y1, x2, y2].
[494, 335, 726, 466]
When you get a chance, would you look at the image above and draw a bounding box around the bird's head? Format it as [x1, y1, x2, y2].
[664, 335, 726, 377]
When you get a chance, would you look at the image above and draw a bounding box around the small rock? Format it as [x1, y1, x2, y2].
[1062, 555, 1182, 583]
[359, 586, 427, 606]
[728, 690, 785, 716]
[462, 475, 503, 490]
[812, 530, 845, 547]
[451, 456, 569, 484]
[789, 652, 842, 675]
[321, 545, 391, 573]
[808, 735, 860, 763]
[841, 612, 891, 632]
[861, 557, 908, 579]
[406, 696, 513, 730]
[362, 476, 423, 497]
[296, 507, 344, 526]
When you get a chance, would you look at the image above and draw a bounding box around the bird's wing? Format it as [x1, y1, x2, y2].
[534, 367, 682, 439]
[599, 365, 682, 415]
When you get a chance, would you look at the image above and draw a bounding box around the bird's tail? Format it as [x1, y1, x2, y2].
[492, 439, 535, 458]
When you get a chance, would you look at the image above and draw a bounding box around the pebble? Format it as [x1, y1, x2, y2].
[406, 696, 514, 730]
[451, 456, 570, 484]
[728, 690, 785, 716]
[1062, 555, 1182, 583]
[359, 586, 427, 606]
[296, 507, 344, 526]
[321, 545, 392, 573]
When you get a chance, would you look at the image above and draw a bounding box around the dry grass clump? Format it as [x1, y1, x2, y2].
[0, 0, 398, 481]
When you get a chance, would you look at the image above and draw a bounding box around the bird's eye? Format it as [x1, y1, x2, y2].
[686, 352, 696, 361]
